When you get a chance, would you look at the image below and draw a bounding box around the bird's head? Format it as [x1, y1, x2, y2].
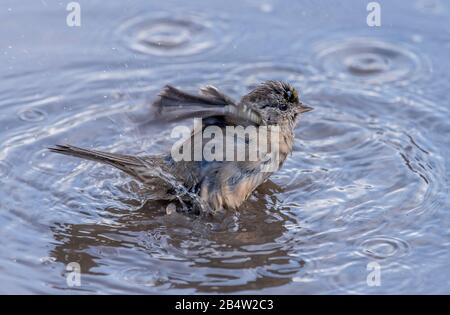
[240, 80, 313, 126]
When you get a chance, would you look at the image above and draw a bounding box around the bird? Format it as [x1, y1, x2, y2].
[50, 80, 313, 215]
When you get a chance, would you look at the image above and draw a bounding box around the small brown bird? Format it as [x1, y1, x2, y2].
[50, 81, 312, 214]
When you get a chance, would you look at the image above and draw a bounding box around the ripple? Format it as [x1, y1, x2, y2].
[287, 85, 444, 226]
[2, 0, 449, 295]
[1, 61, 446, 294]
[328, 261, 418, 294]
[0, 160, 13, 177]
[313, 38, 426, 84]
[117, 13, 229, 58]
[30, 148, 81, 176]
[300, 120, 372, 154]
[344, 53, 389, 74]
[17, 108, 47, 122]
[119, 267, 163, 287]
[358, 236, 410, 259]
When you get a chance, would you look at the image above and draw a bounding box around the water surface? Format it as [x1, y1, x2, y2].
[0, 0, 449, 294]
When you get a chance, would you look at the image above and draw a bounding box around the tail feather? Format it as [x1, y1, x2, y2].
[49, 144, 154, 181]
[50, 144, 198, 202]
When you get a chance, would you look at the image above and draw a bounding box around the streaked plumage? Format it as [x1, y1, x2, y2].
[50, 81, 312, 214]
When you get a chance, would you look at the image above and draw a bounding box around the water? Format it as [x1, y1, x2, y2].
[0, 0, 449, 294]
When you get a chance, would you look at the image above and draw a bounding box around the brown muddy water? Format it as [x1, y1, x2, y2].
[0, 0, 449, 294]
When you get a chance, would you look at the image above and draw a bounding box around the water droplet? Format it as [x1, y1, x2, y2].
[39, 256, 56, 264]
[166, 203, 176, 215]
[260, 3, 273, 13]
[412, 34, 423, 43]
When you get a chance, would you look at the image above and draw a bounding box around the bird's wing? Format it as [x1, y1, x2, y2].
[152, 85, 264, 126]
[198, 85, 236, 105]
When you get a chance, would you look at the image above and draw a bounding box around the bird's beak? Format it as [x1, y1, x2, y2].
[297, 103, 314, 113]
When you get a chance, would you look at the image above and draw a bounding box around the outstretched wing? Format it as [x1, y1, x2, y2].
[198, 85, 236, 105]
[153, 85, 264, 126]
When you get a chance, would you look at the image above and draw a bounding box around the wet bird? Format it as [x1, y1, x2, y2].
[50, 81, 313, 214]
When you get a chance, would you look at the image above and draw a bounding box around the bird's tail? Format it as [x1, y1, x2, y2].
[49, 144, 162, 184]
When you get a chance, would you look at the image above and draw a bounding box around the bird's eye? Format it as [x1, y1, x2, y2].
[278, 103, 288, 111]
